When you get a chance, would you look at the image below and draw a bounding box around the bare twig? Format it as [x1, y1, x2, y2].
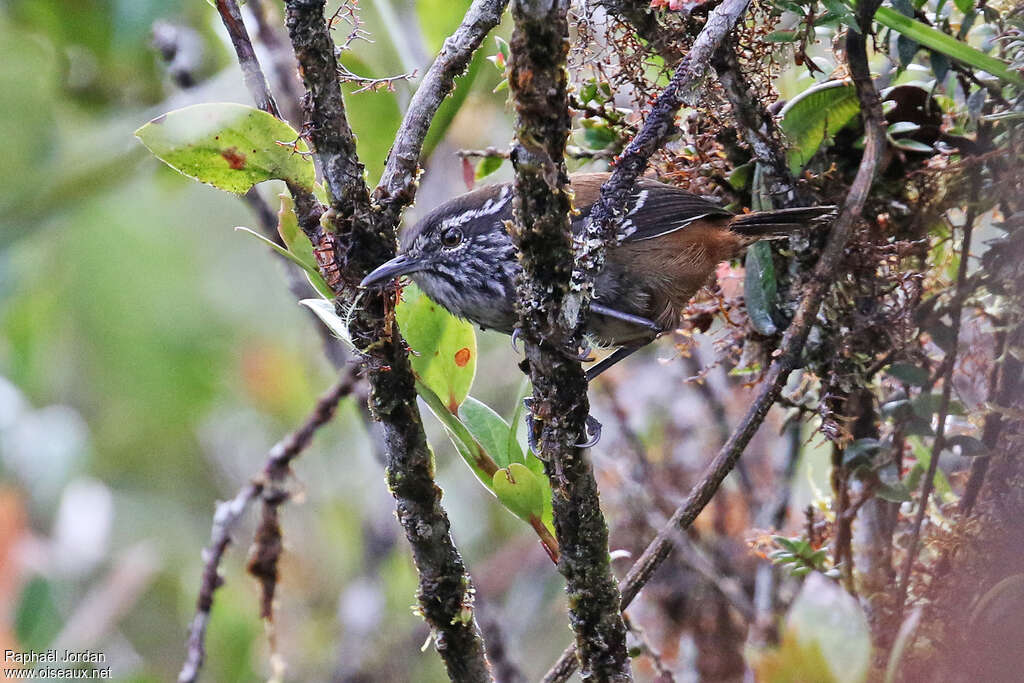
[895, 181, 977, 614]
[507, 0, 631, 680]
[541, 4, 888, 679]
[215, 0, 282, 118]
[373, 0, 510, 227]
[179, 371, 357, 683]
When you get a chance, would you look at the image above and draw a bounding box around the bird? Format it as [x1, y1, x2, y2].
[361, 172, 835, 381]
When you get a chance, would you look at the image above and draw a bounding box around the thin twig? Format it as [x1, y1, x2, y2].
[374, 0, 510, 226]
[541, 5, 888, 679]
[895, 179, 978, 615]
[507, 0, 631, 680]
[215, 0, 282, 118]
[178, 371, 357, 683]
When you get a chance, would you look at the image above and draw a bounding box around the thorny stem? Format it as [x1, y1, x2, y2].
[541, 5, 888, 679]
[507, 0, 631, 680]
[895, 180, 977, 616]
[178, 371, 357, 683]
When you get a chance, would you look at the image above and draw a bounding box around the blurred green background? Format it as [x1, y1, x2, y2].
[0, 1, 812, 680]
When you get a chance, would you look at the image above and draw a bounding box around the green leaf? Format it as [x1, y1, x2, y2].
[492, 463, 547, 523]
[877, 481, 913, 503]
[784, 573, 872, 683]
[911, 393, 965, 418]
[415, 380, 498, 486]
[780, 80, 861, 173]
[475, 155, 504, 180]
[235, 226, 334, 299]
[844, 438, 883, 466]
[871, 6, 1024, 86]
[135, 103, 315, 193]
[766, 30, 800, 42]
[460, 396, 524, 469]
[887, 121, 922, 135]
[275, 195, 334, 299]
[15, 576, 61, 651]
[395, 283, 477, 412]
[890, 138, 934, 153]
[299, 298, 354, 347]
[885, 362, 930, 386]
[744, 241, 779, 335]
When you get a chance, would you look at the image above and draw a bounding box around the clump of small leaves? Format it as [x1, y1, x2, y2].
[769, 535, 839, 578]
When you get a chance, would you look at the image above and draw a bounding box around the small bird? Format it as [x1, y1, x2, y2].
[362, 172, 834, 380]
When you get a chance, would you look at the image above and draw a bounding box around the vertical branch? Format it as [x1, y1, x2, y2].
[215, 0, 282, 118]
[542, 2, 887, 678]
[507, 0, 631, 680]
[283, 2, 492, 679]
[895, 183, 977, 614]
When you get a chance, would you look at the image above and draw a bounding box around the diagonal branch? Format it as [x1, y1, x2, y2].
[374, 0, 509, 227]
[283, 2, 493, 680]
[179, 370, 358, 683]
[571, 0, 754, 327]
[542, 3, 888, 680]
[507, 0, 632, 680]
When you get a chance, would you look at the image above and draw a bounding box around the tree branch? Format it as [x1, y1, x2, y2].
[895, 176, 977, 615]
[542, 4, 888, 679]
[571, 0, 753, 326]
[374, 0, 509, 227]
[507, 0, 631, 680]
[178, 370, 357, 683]
[283, 2, 492, 679]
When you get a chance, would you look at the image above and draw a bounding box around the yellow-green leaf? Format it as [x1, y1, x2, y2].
[492, 463, 546, 523]
[395, 283, 476, 412]
[277, 194, 333, 299]
[135, 103, 315, 194]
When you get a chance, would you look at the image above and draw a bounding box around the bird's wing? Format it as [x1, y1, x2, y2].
[572, 177, 733, 243]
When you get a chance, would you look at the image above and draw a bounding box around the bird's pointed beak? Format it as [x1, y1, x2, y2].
[360, 254, 422, 288]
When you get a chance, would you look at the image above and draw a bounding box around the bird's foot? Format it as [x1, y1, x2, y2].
[522, 397, 603, 453]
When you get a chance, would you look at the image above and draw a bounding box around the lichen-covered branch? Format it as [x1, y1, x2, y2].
[507, 0, 631, 680]
[542, 3, 888, 679]
[374, 0, 509, 227]
[572, 0, 753, 322]
[283, 2, 492, 679]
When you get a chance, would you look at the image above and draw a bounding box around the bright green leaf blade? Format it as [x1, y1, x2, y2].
[299, 298, 354, 347]
[460, 396, 524, 469]
[134, 103, 315, 193]
[415, 380, 498, 486]
[780, 81, 861, 173]
[395, 283, 477, 411]
[276, 194, 333, 299]
[871, 6, 1023, 85]
[475, 155, 504, 180]
[492, 463, 547, 523]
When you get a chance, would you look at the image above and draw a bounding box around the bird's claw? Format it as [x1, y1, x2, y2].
[574, 339, 595, 362]
[523, 397, 602, 452]
[511, 328, 523, 354]
[575, 414, 603, 448]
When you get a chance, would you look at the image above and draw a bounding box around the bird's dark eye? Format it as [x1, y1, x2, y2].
[440, 227, 464, 248]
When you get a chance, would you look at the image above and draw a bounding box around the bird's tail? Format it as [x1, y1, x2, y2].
[728, 205, 837, 237]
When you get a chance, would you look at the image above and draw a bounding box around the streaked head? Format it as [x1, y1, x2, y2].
[360, 183, 520, 333]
